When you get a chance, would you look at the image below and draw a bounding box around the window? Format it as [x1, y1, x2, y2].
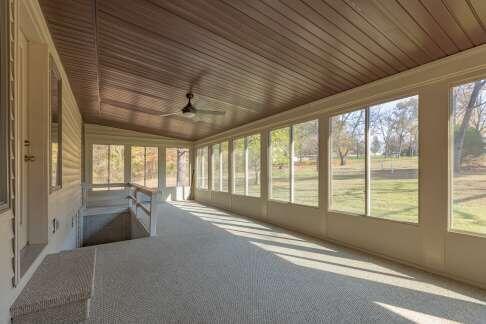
[270, 120, 319, 206]
[330, 110, 365, 214]
[233, 138, 245, 195]
[330, 95, 419, 223]
[131, 146, 158, 188]
[369, 97, 419, 222]
[221, 142, 229, 192]
[232, 134, 261, 197]
[211, 141, 228, 192]
[270, 127, 290, 202]
[294, 120, 319, 206]
[212, 144, 220, 190]
[166, 147, 190, 187]
[247, 135, 261, 197]
[92, 144, 125, 188]
[451, 79, 486, 235]
[49, 57, 62, 191]
[0, 0, 8, 209]
[196, 146, 208, 189]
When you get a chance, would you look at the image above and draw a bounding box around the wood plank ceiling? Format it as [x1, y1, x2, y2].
[39, 0, 486, 140]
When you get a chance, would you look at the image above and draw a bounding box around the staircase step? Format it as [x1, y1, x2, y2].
[10, 248, 96, 324]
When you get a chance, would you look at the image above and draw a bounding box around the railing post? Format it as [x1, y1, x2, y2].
[149, 191, 159, 237]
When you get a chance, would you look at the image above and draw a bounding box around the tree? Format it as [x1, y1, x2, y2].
[371, 136, 381, 154]
[454, 80, 486, 173]
[332, 110, 364, 165]
[176, 148, 188, 186]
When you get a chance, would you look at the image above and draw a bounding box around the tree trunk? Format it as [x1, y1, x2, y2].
[454, 81, 485, 173]
[176, 149, 185, 186]
[339, 151, 346, 166]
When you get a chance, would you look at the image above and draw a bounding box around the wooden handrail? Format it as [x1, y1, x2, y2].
[127, 183, 157, 196]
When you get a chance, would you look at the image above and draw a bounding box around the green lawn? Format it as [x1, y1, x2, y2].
[234, 156, 486, 235]
[330, 156, 486, 235]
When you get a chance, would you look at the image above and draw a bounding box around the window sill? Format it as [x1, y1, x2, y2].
[231, 193, 261, 199]
[327, 209, 419, 226]
[212, 190, 230, 194]
[447, 229, 486, 239]
[268, 199, 319, 209]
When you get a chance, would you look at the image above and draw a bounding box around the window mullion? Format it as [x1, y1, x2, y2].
[144, 147, 147, 187]
[244, 137, 249, 195]
[107, 145, 111, 185]
[365, 108, 371, 216]
[290, 126, 294, 203]
[219, 143, 223, 191]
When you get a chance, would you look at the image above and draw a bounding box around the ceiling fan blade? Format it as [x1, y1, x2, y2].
[195, 109, 226, 116]
[159, 111, 181, 117]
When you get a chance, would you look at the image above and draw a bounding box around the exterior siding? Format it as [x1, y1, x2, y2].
[0, 1, 83, 323]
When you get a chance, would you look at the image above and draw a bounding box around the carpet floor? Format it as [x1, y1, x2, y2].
[87, 201, 486, 323]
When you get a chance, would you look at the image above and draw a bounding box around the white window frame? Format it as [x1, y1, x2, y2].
[328, 95, 419, 224]
[269, 119, 320, 207]
[131, 146, 158, 188]
[212, 141, 228, 192]
[448, 78, 486, 238]
[232, 133, 261, 197]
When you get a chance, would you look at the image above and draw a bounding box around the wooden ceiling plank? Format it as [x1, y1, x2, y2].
[98, 21, 316, 103]
[441, 0, 486, 45]
[372, 0, 446, 59]
[99, 4, 348, 95]
[98, 12, 333, 97]
[419, 0, 474, 50]
[322, 0, 417, 69]
[130, 0, 364, 88]
[343, 0, 432, 65]
[264, 0, 394, 76]
[302, 0, 407, 71]
[396, 0, 459, 54]
[218, 0, 387, 79]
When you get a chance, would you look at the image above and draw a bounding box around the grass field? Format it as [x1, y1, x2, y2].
[331, 156, 486, 234]
[236, 156, 485, 235]
[331, 156, 419, 223]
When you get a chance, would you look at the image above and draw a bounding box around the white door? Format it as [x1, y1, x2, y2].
[19, 31, 29, 250]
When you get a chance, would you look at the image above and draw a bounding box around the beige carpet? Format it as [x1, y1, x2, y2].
[87, 201, 486, 323]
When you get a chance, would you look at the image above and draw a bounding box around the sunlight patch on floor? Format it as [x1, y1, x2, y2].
[170, 201, 486, 306]
[374, 302, 461, 324]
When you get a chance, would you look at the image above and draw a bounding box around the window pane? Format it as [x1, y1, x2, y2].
[145, 147, 158, 188]
[369, 96, 419, 222]
[177, 148, 190, 187]
[233, 138, 245, 195]
[92, 145, 108, 184]
[247, 134, 261, 197]
[196, 148, 202, 188]
[212, 144, 221, 191]
[201, 146, 208, 189]
[131, 146, 145, 186]
[166, 148, 177, 187]
[109, 145, 125, 184]
[452, 79, 486, 235]
[330, 110, 365, 214]
[294, 120, 319, 206]
[221, 142, 229, 192]
[271, 127, 290, 202]
[196, 147, 208, 189]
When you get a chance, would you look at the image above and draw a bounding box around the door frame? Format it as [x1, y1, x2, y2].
[13, 1, 50, 285]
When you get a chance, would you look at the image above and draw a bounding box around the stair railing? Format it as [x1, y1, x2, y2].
[127, 183, 159, 236]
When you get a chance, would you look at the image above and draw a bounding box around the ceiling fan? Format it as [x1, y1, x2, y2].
[160, 93, 226, 119]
